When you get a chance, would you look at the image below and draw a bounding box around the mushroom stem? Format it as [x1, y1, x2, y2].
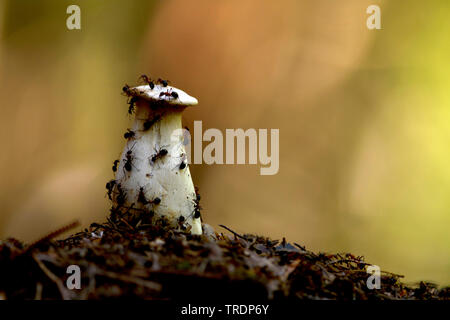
[113, 97, 202, 235]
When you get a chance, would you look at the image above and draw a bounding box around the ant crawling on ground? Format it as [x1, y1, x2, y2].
[105, 179, 116, 200]
[150, 145, 168, 164]
[112, 160, 119, 172]
[141, 115, 161, 131]
[123, 142, 138, 173]
[138, 75, 155, 90]
[124, 129, 136, 140]
[159, 88, 178, 100]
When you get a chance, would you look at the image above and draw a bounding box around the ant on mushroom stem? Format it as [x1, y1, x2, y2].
[112, 160, 119, 172]
[116, 183, 126, 207]
[105, 179, 116, 200]
[141, 115, 161, 132]
[138, 186, 149, 205]
[150, 146, 168, 163]
[178, 153, 187, 170]
[137, 186, 161, 206]
[127, 96, 138, 115]
[123, 142, 138, 173]
[189, 190, 202, 220]
[177, 215, 187, 230]
[195, 186, 201, 202]
[124, 129, 135, 140]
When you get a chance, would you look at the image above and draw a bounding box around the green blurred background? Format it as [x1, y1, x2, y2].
[0, 0, 448, 285]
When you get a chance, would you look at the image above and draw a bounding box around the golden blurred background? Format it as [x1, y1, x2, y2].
[0, 0, 449, 285]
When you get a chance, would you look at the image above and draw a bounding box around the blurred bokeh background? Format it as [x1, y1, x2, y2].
[0, 0, 449, 285]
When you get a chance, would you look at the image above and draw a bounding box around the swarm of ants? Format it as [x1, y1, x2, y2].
[107, 75, 194, 225]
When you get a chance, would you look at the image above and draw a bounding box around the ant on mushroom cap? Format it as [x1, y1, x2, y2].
[156, 78, 170, 87]
[159, 88, 179, 100]
[139, 75, 155, 90]
[122, 84, 132, 96]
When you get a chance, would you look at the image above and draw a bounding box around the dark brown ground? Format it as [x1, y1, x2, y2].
[0, 210, 448, 300]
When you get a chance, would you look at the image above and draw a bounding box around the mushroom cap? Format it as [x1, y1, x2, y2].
[129, 84, 198, 106]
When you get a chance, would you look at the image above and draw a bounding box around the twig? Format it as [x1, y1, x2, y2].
[92, 267, 161, 291]
[26, 220, 80, 253]
[32, 253, 74, 300]
[218, 225, 249, 241]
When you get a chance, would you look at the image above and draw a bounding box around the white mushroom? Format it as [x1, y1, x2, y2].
[112, 81, 202, 235]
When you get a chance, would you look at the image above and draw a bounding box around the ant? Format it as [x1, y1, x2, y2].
[157, 78, 169, 87]
[195, 186, 201, 202]
[123, 142, 138, 172]
[124, 129, 136, 140]
[159, 88, 178, 100]
[139, 75, 155, 90]
[122, 84, 132, 96]
[150, 146, 168, 163]
[137, 186, 161, 206]
[116, 184, 126, 206]
[138, 186, 149, 205]
[112, 160, 119, 172]
[127, 96, 138, 115]
[178, 215, 186, 230]
[105, 179, 116, 200]
[177, 153, 187, 170]
[189, 192, 202, 220]
[189, 205, 201, 220]
[142, 115, 161, 131]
